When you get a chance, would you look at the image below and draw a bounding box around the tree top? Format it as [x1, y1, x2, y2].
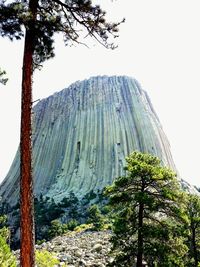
[0, 0, 124, 67]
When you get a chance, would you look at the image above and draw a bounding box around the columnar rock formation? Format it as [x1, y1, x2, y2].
[0, 76, 177, 204]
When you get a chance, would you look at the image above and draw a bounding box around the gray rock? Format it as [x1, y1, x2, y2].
[0, 75, 183, 205]
[61, 254, 72, 263]
[94, 263, 106, 267]
[13, 230, 113, 267]
[108, 257, 114, 264]
[74, 249, 83, 258]
[92, 244, 103, 252]
[79, 259, 87, 265]
[70, 246, 79, 251]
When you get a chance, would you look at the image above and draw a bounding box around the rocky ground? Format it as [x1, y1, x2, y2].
[14, 230, 114, 267]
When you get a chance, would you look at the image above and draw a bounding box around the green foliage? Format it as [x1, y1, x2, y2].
[74, 223, 93, 233]
[66, 192, 79, 219]
[0, 214, 17, 266]
[67, 219, 79, 231]
[185, 194, 200, 266]
[0, 215, 11, 244]
[0, 235, 16, 267]
[35, 250, 59, 267]
[87, 204, 104, 230]
[59, 197, 71, 208]
[60, 192, 79, 208]
[34, 196, 65, 240]
[3, 190, 106, 246]
[0, 2, 122, 264]
[48, 219, 65, 239]
[82, 190, 97, 205]
[105, 151, 187, 267]
[59, 192, 80, 220]
[0, 0, 123, 68]
[0, 214, 8, 226]
[0, 202, 11, 215]
[1, 189, 109, 248]
[47, 218, 80, 239]
[0, 226, 10, 242]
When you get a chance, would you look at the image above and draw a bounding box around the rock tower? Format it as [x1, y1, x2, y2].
[0, 76, 177, 204]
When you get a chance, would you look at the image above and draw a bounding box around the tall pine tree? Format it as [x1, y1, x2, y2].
[0, 1, 122, 266]
[105, 151, 188, 267]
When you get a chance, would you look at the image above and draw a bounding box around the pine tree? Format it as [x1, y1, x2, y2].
[186, 194, 200, 266]
[0, 1, 122, 266]
[105, 151, 188, 267]
[87, 204, 104, 230]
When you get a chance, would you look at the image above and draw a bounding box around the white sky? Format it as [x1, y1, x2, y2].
[0, 0, 200, 187]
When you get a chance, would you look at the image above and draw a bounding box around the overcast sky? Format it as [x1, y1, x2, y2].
[0, 0, 200, 187]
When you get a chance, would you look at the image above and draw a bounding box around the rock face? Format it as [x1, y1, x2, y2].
[0, 76, 177, 204]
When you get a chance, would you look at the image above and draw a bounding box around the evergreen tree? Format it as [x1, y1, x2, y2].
[47, 219, 64, 239]
[105, 151, 188, 267]
[87, 204, 104, 230]
[185, 194, 200, 266]
[0, 1, 122, 266]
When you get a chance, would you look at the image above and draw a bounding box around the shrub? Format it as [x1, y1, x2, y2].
[36, 250, 60, 267]
[0, 235, 17, 267]
[74, 223, 92, 233]
[87, 204, 104, 230]
[48, 220, 64, 239]
[67, 219, 79, 231]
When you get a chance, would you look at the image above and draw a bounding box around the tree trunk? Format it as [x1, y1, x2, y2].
[20, 0, 38, 266]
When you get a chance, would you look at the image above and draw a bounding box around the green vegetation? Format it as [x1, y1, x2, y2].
[74, 223, 93, 233]
[104, 151, 190, 267]
[0, 236, 17, 267]
[0, 215, 65, 267]
[0, 189, 107, 247]
[1, 152, 200, 266]
[48, 219, 66, 239]
[0, 235, 17, 267]
[35, 250, 60, 267]
[0, 215, 16, 267]
[185, 194, 200, 266]
[1, 1, 122, 265]
[67, 219, 79, 231]
[87, 204, 105, 231]
[34, 196, 65, 240]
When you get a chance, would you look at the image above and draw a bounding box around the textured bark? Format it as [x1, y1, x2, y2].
[1, 76, 178, 204]
[20, 0, 38, 266]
